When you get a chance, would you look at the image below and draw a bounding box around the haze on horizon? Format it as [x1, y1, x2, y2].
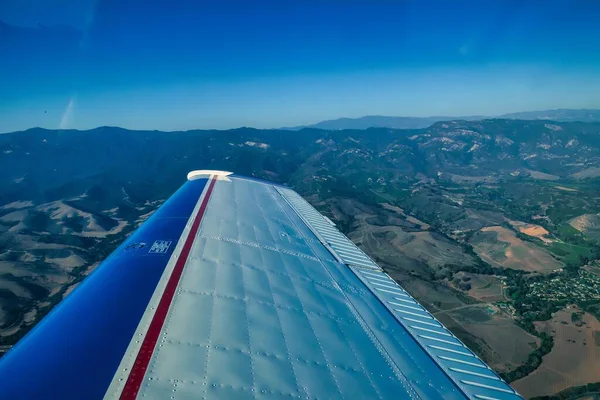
[1, 0, 599, 133]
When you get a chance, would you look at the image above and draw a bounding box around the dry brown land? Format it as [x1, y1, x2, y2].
[508, 220, 553, 243]
[570, 214, 600, 232]
[394, 270, 538, 375]
[330, 198, 475, 277]
[437, 305, 539, 373]
[520, 225, 549, 236]
[526, 170, 560, 181]
[394, 274, 468, 313]
[471, 226, 562, 273]
[584, 265, 600, 277]
[448, 174, 496, 184]
[458, 273, 505, 302]
[0, 198, 133, 338]
[381, 203, 431, 229]
[511, 308, 600, 398]
[555, 185, 579, 192]
[571, 167, 600, 179]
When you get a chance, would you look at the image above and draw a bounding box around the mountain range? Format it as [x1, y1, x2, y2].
[283, 109, 600, 130]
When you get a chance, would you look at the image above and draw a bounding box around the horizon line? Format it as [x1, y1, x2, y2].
[3, 107, 600, 135]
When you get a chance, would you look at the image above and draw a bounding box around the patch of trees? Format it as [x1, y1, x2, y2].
[23, 211, 51, 233]
[433, 267, 453, 280]
[2, 250, 21, 262]
[452, 276, 472, 291]
[592, 245, 600, 260]
[571, 311, 584, 323]
[61, 215, 86, 233]
[37, 233, 96, 248]
[581, 301, 600, 322]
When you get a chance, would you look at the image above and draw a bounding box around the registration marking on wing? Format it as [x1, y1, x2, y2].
[148, 240, 172, 254]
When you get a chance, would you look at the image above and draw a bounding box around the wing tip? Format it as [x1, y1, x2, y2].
[187, 170, 233, 181]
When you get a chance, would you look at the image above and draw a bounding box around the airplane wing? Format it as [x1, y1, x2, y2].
[0, 171, 521, 400]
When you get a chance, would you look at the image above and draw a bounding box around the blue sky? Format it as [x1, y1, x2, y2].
[1, 0, 599, 132]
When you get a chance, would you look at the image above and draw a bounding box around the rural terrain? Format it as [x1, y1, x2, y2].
[1, 118, 600, 398]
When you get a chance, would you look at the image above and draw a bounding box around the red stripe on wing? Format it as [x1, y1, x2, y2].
[120, 176, 217, 399]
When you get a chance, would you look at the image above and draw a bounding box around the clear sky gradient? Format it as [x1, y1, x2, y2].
[1, 0, 599, 132]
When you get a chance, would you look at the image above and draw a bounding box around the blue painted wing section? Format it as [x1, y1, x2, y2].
[0, 178, 208, 400]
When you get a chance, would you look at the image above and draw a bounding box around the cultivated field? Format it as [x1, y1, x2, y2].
[511, 308, 600, 398]
[456, 272, 505, 302]
[437, 304, 539, 373]
[381, 203, 431, 229]
[470, 226, 562, 273]
[570, 214, 600, 240]
[508, 220, 553, 243]
[394, 274, 470, 313]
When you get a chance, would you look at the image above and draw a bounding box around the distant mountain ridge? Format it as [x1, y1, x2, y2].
[499, 109, 600, 121]
[283, 109, 600, 130]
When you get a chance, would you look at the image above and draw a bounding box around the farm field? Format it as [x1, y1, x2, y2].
[470, 226, 563, 273]
[456, 272, 505, 302]
[512, 308, 600, 398]
[437, 304, 539, 373]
